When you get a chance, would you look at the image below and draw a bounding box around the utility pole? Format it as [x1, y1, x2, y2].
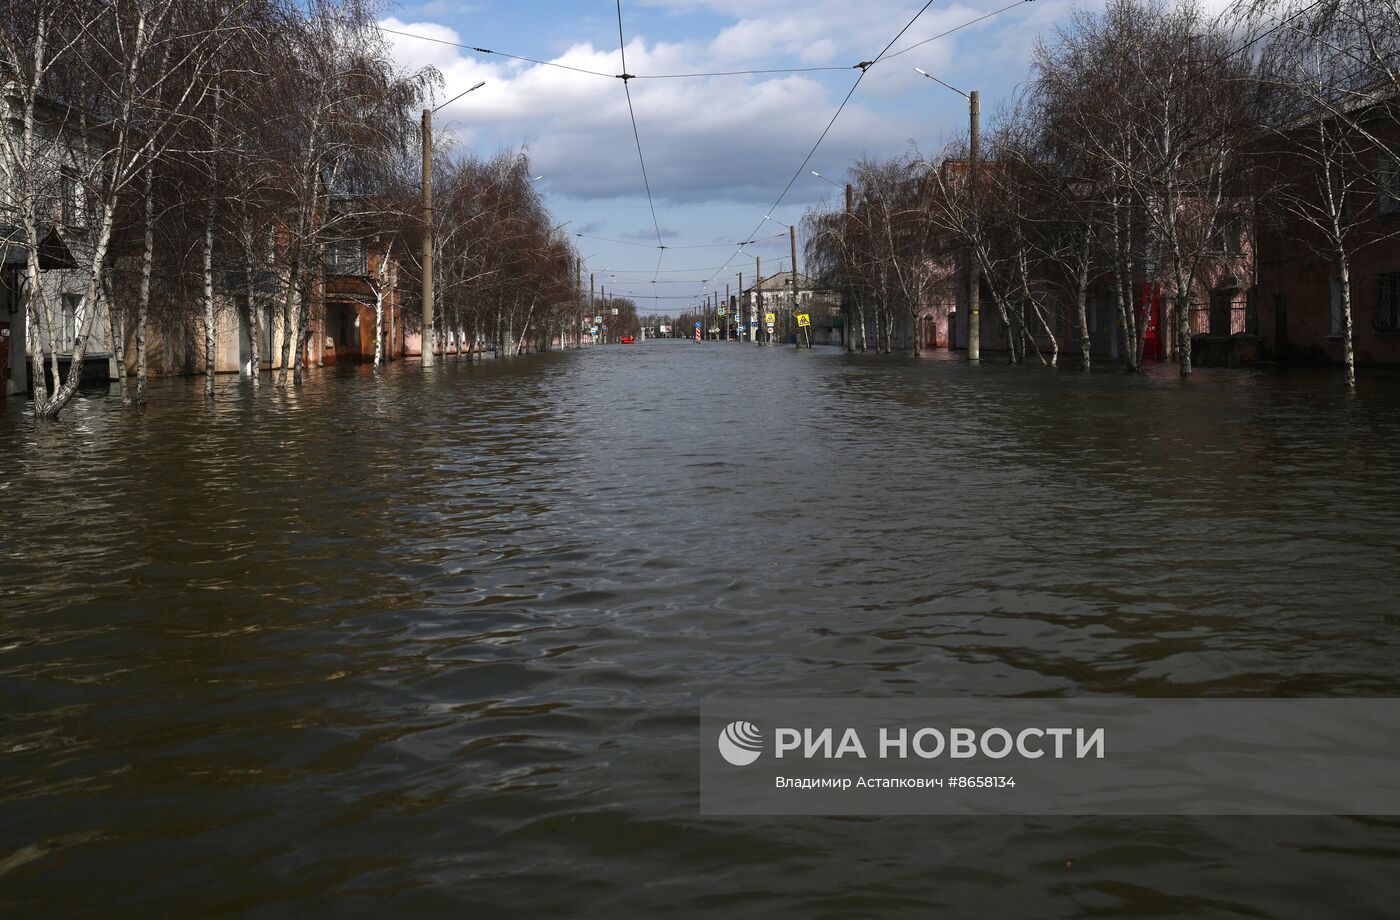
[967, 88, 981, 363]
[738, 272, 744, 342]
[589, 273, 595, 346]
[756, 256, 765, 346]
[790, 224, 808, 349]
[421, 108, 435, 367]
[726, 283, 731, 341]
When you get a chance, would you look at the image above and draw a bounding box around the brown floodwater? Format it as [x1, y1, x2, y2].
[3, 341, 1400, 916]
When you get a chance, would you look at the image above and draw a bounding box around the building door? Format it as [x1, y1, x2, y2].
[1210, 289, 1234, 337]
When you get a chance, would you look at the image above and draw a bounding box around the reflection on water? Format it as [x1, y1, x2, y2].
[3, 342, 1400, 916]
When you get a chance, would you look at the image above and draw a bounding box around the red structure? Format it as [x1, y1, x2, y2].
[1141, 283, 1164, 359]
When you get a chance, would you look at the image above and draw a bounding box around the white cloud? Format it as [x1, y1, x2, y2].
[383, 16, 907, 206]
[379, 0, 1089, 303]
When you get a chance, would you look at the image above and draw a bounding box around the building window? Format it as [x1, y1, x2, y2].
[1380, 273, 1400, 333]
[60, 168, 87, 227]
[1379, 158, 1400, 216]
[61, 293, 81, 348]
[325, 239, 366, 275]
[1215, 213, 1244, 254]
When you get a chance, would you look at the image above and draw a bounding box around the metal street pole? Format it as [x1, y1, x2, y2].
[421, 108, 435, 367]
[756, 255, 765, 346]
[914, 69, 977, 361]
[968, 88, 981, 363]
[738, 272, 744, 342]
[790, 224, 809, 349]
[590, 273, 595, 346]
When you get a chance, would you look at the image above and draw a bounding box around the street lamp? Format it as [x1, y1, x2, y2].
[423, 80, 486, 368]
[913, 67, 968, 100]
[548, 218, 574, 241]
[914, 65, 980, 361]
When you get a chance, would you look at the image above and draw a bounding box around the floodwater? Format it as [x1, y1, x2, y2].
[3, 341, 1400, 917]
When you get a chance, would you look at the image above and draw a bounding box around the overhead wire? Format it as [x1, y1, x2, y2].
[373, 24, 617, 78]
[879, 0, 1032, 63]
[372, 21, 906, 81]
[571, 230, 786, 249]
[615, 0, 667, 282]
[377, 2, 1037, 311]
[701, 0, 1032, 289]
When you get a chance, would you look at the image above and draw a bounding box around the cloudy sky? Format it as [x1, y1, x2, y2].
[379, 0, 1221, 315]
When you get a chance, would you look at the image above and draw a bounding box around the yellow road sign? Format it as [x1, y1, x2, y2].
[796, 313, 811, 327]
[764, 312, 776, 323]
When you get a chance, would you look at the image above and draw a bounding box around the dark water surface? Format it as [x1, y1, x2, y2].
[4, 341, 1400, 917]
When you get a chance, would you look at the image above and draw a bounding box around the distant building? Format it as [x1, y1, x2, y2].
[0, 92, 117, 396]
[739, 271, 841, 343]
[1254, 94, 1400, 366]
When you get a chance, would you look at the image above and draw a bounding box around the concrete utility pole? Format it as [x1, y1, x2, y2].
[968, 88, 981, 363]
[756, 256, 765, 346]
[590, 273, 595, 346]
[726, 283, 731, 341]
[915, 68, 978, 361]
[790, 224, 809, 349]
[421, 108, 435, 367]
[733, 273, 744, 344]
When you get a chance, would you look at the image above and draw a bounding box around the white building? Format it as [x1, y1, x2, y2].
[739, 271, 840, 343]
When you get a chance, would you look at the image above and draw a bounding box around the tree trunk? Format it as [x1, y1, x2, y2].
[203, 199, 216, 400]
[373, 241, 391, 369]
[1339, 256, 1355, 388]
[136, 167, 153, 405]
[1076, 233, 1092, 371]
[102, 274, 128, 405]
[1176, 286, 1192, 378]
[1114, 271, 1136, 373]
[292, 269, 311, 387]
[277, 247, 300, 387]
[389, 261, 398, 361]
[243, 217, 262, 389]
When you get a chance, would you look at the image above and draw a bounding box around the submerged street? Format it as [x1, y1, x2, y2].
[4, 342, 1400, 915]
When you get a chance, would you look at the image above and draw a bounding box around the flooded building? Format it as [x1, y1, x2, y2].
[1254, 97, 1400, 366]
